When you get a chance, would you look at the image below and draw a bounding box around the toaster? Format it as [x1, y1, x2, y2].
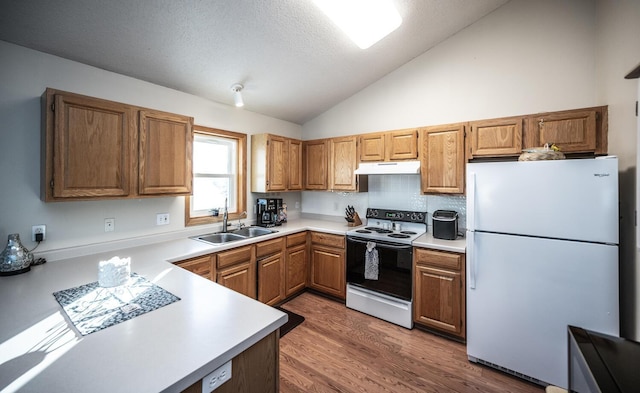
[432, 210, 459, 240]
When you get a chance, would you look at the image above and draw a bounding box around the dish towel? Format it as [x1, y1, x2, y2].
[364, 241, 379, 280]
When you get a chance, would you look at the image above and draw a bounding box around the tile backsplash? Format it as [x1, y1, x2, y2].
[301, 174, 466, 230]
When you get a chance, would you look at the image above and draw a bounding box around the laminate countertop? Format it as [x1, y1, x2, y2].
[0, 218, 465, 392]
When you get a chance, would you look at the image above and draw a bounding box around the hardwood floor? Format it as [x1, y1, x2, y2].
[279, 292, 544, 393]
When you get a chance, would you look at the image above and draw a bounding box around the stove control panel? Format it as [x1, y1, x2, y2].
[366, 208, 426, 223]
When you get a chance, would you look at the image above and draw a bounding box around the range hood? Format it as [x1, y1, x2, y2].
[354, 160, 420, 175]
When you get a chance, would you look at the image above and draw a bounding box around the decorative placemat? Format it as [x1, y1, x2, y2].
[53, 273, 180, 335]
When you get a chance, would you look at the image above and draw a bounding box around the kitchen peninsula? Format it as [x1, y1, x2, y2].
[0, 235, 288, 393]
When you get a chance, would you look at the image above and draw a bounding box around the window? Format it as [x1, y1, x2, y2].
[185, 125, 246, 226]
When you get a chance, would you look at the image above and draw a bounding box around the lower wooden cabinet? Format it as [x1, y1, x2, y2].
[217, 245, 256, 299]
[175, 254, 214, 281]
[413, 247, 466, 340]
[309, 232, 346, 299]
[285, 232, 308, 297]
[257, 238, 285, 305]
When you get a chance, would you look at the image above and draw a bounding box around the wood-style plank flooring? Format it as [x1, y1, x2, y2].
[279, 292, 544, 393]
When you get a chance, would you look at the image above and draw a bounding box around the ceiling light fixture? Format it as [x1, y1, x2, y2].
[231, 83, 244, 107]
[313, 0, 402, 49]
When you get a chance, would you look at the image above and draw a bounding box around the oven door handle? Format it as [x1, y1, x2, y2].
[347, 237, 413, 250]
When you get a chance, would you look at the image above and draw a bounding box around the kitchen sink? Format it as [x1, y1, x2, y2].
[230, 227, 276, 237]
[192, 233, 246, 244]
[191, 227, 277, 245]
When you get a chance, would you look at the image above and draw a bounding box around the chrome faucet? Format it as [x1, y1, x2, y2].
[222, 198, 229, 232]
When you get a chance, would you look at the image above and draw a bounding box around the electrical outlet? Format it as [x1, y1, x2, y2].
[201, 360, 232, 393]
[32, 225, 46, 242]
[156, 213, 170, 226]
[105, 218, 115, 232]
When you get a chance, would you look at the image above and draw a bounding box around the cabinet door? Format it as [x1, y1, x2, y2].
[50, 92, 136, 199]
[139, 109, 193, 195]
[329, 136, 357, 191]
[303, 139, 328, 190]
[310, 244, 345, 299]
[175, 255, 214, 281]
[267, 135, 288, 191]
[468, 116, 523, 159]
[421, 124, 465, 194]
[413, 248, 465, 339]
[359, 133, 385, 161]
[525, 109, 597, 153]
[258, 252, 285, 305]
[387, 129, 418, 160]
[285, 243, 307, 297]
[288, 139, 303, 190]
[217, 261, 256, 299]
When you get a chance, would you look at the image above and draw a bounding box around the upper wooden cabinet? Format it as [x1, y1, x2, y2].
[303, 139, 328, 190]
[359, 129, 418, 161]
[42, 88, 193, 201]
[329, 136, 358, 191]
[468, 116, 523, 159]
[420, 123, 465, 194]
[251, 134, 302, 192]
[524, 107, 604, 154]
[138, 109, 193, 195]
[467, 106, 608, 160]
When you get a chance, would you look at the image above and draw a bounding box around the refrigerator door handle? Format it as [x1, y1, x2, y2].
[468, 171, 476, 231]
[468, 231, 476, 289]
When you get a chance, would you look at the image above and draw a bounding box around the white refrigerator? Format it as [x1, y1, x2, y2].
[466, 157, 619, 389]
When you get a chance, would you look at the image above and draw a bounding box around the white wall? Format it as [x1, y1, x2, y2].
[0, 41, 302, 255]
[301, 0, 640, 339]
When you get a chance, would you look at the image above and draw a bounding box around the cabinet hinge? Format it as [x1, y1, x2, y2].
[635, 101, 638, 117]
[51, 102, 55, 112]
[596, 112, 600, 121]
[50, 179, 54, 189]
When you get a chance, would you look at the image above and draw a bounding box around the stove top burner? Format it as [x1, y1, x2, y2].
[365, 227, 392, 234]
[355, 229, 371, 233]
[400, 231, 417, 235]
[388, 233, 411, 239]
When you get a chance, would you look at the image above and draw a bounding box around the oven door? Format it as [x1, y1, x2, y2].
[346, 236, 413, 301]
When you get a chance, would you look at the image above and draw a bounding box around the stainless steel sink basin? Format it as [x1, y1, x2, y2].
[193, 233, 246, 244]
[191, 227, 277, 245]
[231, 227, 276, 237]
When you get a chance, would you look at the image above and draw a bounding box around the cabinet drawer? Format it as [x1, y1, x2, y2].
[414, 247, 463, 271]
[286, 232, 307, 247]
[256, 237, 284, 259]
[176, 254, 214, 281]
[310, 232, 345, 249]
[217, 245, 253, 269]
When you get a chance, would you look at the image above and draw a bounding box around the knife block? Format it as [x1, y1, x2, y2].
[348, 212, 362, 227]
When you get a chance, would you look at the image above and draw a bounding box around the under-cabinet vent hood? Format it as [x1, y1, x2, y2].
[354, 160, 420, 175]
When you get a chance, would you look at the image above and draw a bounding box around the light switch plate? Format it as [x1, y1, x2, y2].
[202, 360, 231, 393]
[156, 213, 170, 226]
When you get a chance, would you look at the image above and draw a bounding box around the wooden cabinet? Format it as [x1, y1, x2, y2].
[175, 254, 215, 281]
[359, 129, 418, 161]
[251, 134, 302, 192]
[303, 139, 328, 190]
[329, 136, 365, 192]
[468, 116, 523, 159]
[138, 109, 193, 195]
[287, 138, 303, 190]
[285, 232, 308, 297]
[42, 88, 193, 201]
[467, 106, 607, 160]
[257, 238, 285, 305]
[420, 123, 465, 194]
[524, 107, 605, 154]
[413, 247, 465, 340]
[43, 90, 137, 200]
[309, 232, 346, 299]
[216, 245, 256, 299]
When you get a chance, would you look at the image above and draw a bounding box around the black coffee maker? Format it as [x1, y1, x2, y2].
[256, 198, 283, 227]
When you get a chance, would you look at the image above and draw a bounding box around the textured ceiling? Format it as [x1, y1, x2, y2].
[0, 0, 509, 124]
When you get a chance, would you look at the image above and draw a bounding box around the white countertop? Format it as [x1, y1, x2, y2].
[412, 232, 466, 253]
[0, 218, 465, 393]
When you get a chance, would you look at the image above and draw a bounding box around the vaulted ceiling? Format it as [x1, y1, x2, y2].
[0, 0, 509, 124]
